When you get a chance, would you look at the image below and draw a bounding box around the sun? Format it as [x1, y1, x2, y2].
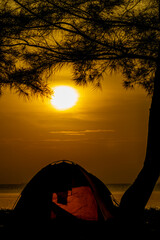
[51, 86, 79, 110]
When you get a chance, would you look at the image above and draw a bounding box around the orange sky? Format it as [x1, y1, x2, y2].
[0, 68, 151, 184]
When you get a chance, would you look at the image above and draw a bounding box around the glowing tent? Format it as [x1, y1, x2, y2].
[14, 160, 116, 228]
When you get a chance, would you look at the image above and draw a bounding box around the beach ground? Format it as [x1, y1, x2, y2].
[0, 208, 160, 239]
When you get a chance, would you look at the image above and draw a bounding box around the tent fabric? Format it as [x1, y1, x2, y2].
[14, 160, 116, 225]
[52, 186, 98, 221]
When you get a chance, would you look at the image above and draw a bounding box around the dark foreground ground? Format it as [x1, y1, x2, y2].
[0, 208, 160, 239]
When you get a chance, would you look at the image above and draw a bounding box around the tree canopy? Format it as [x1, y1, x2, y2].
[0, 0, 159, 96]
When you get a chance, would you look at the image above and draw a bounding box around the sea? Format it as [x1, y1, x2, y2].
[0, 183, 160, 210]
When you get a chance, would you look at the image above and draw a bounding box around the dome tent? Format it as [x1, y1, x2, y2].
[14, 160, 116, 234]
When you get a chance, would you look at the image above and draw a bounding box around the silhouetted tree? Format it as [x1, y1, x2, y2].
[1, 0, 160, 220]
[0, 2, 52, 97]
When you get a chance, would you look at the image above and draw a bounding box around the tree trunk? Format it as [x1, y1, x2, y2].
[119, 51, 160, 217]
[119, 1, 160, 218]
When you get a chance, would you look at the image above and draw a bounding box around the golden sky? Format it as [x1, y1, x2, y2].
[0, 67, 151, 184]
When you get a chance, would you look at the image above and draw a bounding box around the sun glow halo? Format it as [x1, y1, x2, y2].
[51, 86, 79, 110]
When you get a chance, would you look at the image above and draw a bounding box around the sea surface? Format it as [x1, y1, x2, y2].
[0, 183, 160, 210]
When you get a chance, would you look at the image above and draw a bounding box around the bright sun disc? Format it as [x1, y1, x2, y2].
[51, 86, 79, 110]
